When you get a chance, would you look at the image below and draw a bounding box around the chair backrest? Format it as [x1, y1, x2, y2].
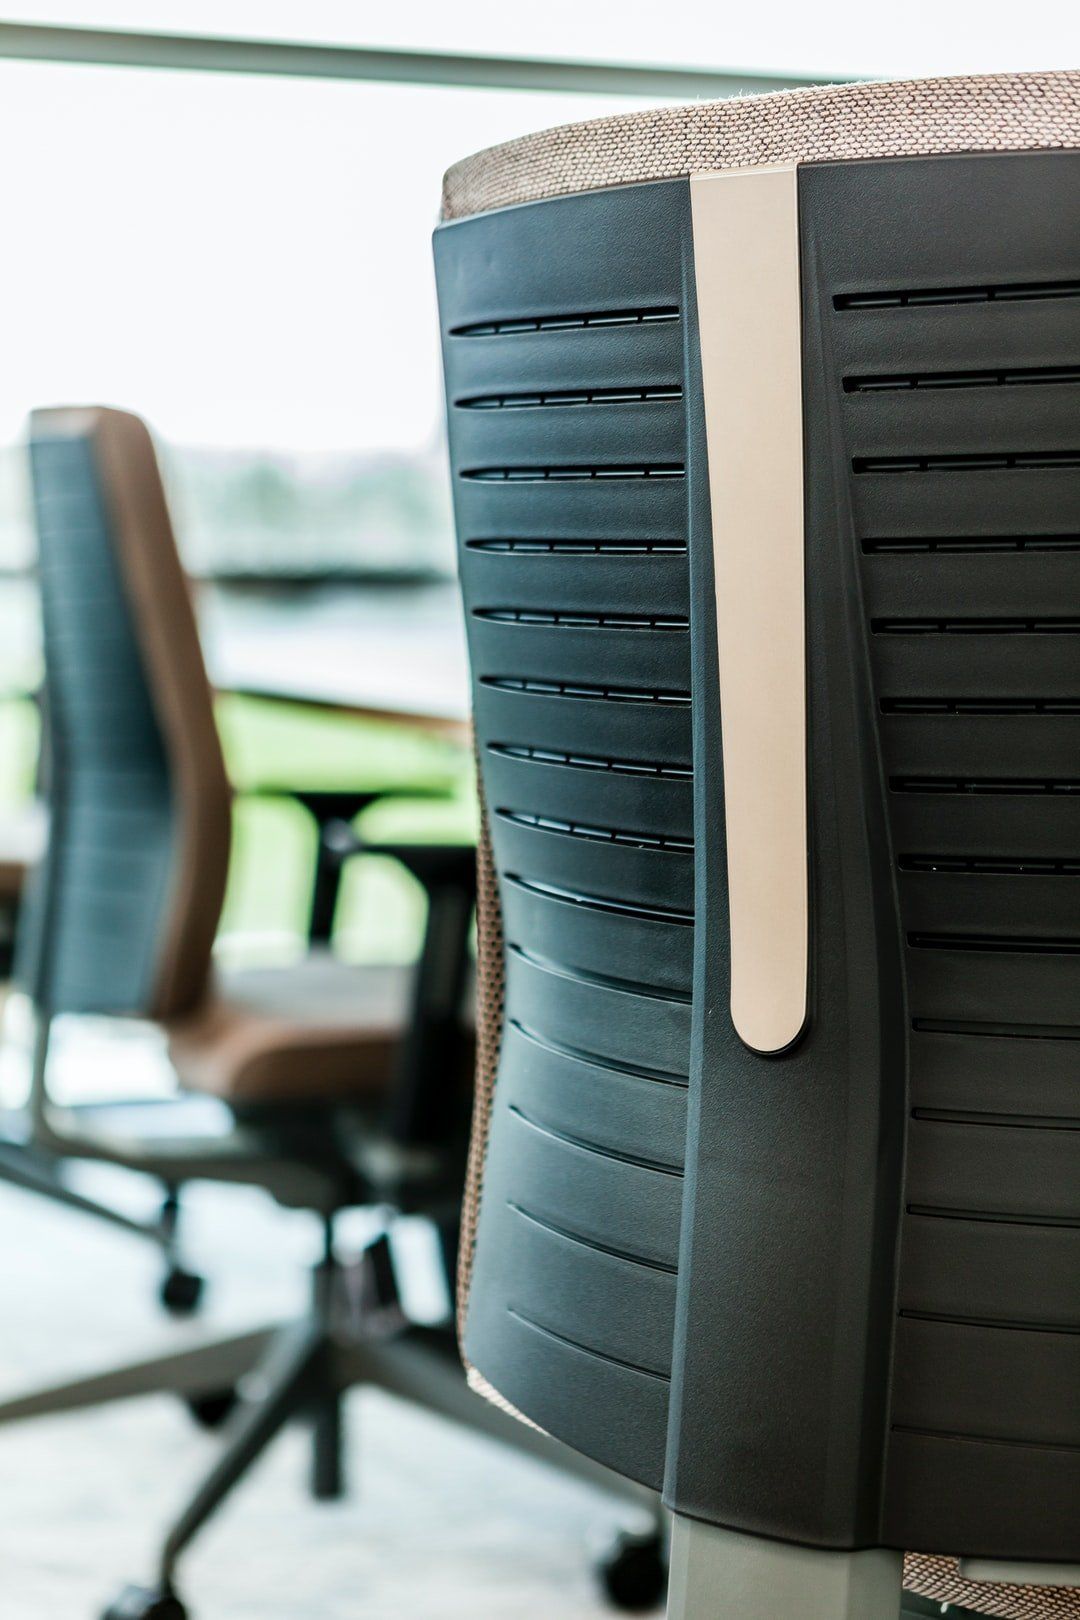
[20, 407, 231, 1020]
[436, 72, 1080, 1612]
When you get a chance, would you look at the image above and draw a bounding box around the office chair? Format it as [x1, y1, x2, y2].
[0, 439, 462, 1318]
[435, 71, 1080, 1620]
[0, 405, 659, 1619]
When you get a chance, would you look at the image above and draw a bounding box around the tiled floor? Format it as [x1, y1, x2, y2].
[0, 1168, 659, 1620]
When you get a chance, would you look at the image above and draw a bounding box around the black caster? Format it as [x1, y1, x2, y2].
[100, 1582, 188, 1620]
[183, 1387, 239, 1430]
[598, 1529, 668, 1612]
[160, 1265, 205, 1317]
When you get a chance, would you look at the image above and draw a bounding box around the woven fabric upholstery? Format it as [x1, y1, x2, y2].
[904, 1555, 1080, 1618]
[457, 788, 541, 1431]
[456, 783, 504, 1346]
[442, 70, 1080, 220]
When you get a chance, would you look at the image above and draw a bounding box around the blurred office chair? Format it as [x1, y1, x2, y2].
[0, 405, 476, 1618]
[435, 71, 1080, 1620]
[0, 423, 457, 1316]
[0, 405, 657, 1620]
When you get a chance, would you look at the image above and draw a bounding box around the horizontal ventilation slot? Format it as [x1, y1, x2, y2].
[480, 676, 690, 705]
[498, 808, 693, 852]
[844, 365, 1080, 393]
[507, 943, 691, 1003]
[907, 1204, 1080, 1230]
[466, 538, 686, 554]
[509, 1019, 688, 1086]
[890, 1425, 1080, 1453]
[873, 618, 1080, 634]
[863, 534, 1080, 553]
[909, 932, 1080, 954]
[834, 280, 1080, 311]
[505, 872, 693, 924]
[508, 1104, 684, 1176]
[474, 608, 687, 630]
[457, 385, 682, 410]
[913, 1109, 1080, 1130]
[451, 306, 679, 337]
[900, 1308, 1080, 1335]
[884, 697, 1080, 714]
[490, 741, 691, 779]
[891, 776, 1080, 795]
[508, 1307, 672, 1382]
[461, 465, 685, 482]
[900, 854, 1080, 874]
[509, 1202, 678, 1273]
[854, 451, 1080, 474]
[913, 1018, 1080, 1041]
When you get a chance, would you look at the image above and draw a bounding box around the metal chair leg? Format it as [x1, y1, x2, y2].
[310, 1381, 345, 1501]
[0, 1325, 274, 1425]
[158, 1320, 328, 1586]
[102, 1321, 332, 1620]
[0, 1139, 171, 1247]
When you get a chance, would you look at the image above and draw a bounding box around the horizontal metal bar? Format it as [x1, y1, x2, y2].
[0, 22, 853, 97]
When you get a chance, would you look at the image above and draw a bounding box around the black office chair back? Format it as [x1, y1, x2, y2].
[436, 74, 1080, 1612]
[20, 407, 230, 1020]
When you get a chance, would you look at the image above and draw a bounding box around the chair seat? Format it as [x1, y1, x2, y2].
[167, 951, 411, 1104]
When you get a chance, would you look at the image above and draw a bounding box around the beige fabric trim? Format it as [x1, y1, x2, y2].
[456, 762, 504, 1346]
[903, 1553, 1080, 1618]
[442, 71, 1080, 221]
[465, 1364, 544, 1434]
[454, 770, 536, 1425]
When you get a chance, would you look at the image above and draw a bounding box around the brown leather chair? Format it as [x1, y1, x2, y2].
[0, 407, 464, 1306]
[0, 406, 486, 1620]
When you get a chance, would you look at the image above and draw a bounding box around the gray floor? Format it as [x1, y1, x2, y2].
[0, 1169, 658, 1620]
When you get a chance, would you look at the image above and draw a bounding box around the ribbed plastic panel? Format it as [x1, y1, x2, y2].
[802, 149, 1080, 1557]
[435, 181, 696, 1486]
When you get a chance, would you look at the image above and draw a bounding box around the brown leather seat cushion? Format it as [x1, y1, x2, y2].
[167, 951, 411, 1103]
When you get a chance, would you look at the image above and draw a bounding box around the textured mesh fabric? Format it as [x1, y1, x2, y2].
[904, 1555, 1080, 1618]
[442, 70, 1080, 221]
[456, 779, 505, 1348]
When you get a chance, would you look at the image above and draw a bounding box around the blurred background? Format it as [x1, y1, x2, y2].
[0, 5, 1074, 1615]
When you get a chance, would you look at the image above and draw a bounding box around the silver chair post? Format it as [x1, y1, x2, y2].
[666, 1516, 903, 1620]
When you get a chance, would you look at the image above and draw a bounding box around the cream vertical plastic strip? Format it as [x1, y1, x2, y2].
[690, 165, 808, 1053]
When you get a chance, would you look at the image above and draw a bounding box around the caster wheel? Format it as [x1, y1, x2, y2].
[184, 1387, 239, 1430]
[100, 1582, 188, 1620]
[160, 1266, 205, 1317]
[598, 1529, 667, 1612]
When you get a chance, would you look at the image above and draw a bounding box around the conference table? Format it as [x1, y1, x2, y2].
[199, 578, 472, 740]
